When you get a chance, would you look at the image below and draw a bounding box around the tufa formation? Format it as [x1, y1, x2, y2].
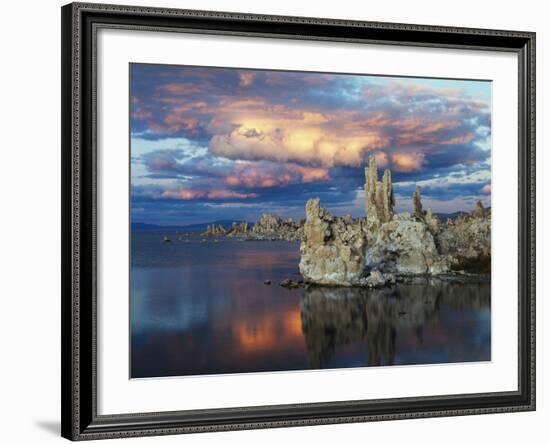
[300, 155, 491, 286]
[298, 198, 367, 286]
[364, 155, 394, 227]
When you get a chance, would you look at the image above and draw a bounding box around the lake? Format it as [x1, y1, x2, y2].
[130, 230, 491, 378]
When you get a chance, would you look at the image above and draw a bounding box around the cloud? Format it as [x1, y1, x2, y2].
[208, 109, 388, 168]
[225, 163, 330, 188]
[132, 109, 152, 120]
[158, 83, 202, 95]
[394, 168, 490, 191]
[161, 189, 258, 200]
[129, 65, 492, 224]
[390, 152, 426, 172]
[239, 72, 255, 86]
[131, 67, 490, 174]
[138, 148, 232, 179]
[136, 144, 331, 191]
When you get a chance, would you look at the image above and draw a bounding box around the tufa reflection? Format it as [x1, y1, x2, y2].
[300, 280, 490, 369]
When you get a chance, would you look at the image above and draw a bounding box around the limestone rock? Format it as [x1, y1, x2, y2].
[411, 186, 440, 234]
[437, 201, 491, 272]
[299, 198, 367, 285]
[365, 270, 385, 288]
[365, 155, 394, 227]
[201, 223, 227, 237]
[383, 273, 397, 285]
[412, 185, 424, 220]
[424, 208, 440, 235]
[251, 213, 303, 240]
[472, 200, 490, 219]
[365, 218, 451, 275]
[226, 221, 249, 237]
[280, 278, 304, 289]
[297, 155, 490, 283]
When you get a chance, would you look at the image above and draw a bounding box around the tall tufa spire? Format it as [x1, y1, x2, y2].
[413, 185, 424, 219]
[365, 155, 394, 226]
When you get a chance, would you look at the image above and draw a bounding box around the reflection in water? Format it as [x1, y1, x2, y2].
[301, 287, 370, 368]
[300, 282, 490, 370]
[130, 231, 490, 378]
[231, 307, 303, 353]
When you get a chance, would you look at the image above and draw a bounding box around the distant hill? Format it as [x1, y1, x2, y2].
[130, 222, 188, 231]
[132, 220, 251, 232]
[132, 209, 486, 232]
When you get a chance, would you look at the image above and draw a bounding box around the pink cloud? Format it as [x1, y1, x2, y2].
[208, 102, 388, 168]
[138, 74, 490, 171]
[224, 163, 330, 188]
[441, 132, 475, 145]
[239, 72, 255, 86]
[158, 83, 201, 95]
[390, 152, 426, 172]
[373, 151, 390, 168]
[161, 189, 258, 200]
[132, 109, 152, 120]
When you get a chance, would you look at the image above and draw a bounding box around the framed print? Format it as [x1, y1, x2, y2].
[61, 2, 536, 440]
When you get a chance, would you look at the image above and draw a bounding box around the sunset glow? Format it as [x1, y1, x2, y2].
[130, 64, 491, 225]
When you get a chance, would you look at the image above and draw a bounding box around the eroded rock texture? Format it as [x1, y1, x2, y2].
[251, 213, 303, 241]
[362, 172, 451, 275]
[299, 198, 367, 285]
[365, 218, 452, 275]
[411, 186, 440, 234]
[438, 201, 491, 272]
[226, 221, 249, 237]
[299, 155, 492, 285]
[202, 224, 227, 236]
[412, 185, 424, 220]
[365, 155, 394, 228]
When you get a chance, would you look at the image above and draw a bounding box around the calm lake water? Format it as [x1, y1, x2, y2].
[130, 230, 491, 378]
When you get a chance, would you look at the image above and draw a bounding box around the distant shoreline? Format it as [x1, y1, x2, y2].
[131, 209, 483, 233]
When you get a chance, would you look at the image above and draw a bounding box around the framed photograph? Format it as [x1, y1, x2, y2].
[61, 2, 536, 440]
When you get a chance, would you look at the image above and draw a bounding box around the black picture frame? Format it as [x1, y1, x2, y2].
[61, 2, 536, 440]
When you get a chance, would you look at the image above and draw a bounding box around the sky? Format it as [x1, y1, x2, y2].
[130, 63, 491, 226]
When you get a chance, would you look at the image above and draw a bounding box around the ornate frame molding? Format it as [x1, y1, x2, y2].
[61, 2, 535, 440]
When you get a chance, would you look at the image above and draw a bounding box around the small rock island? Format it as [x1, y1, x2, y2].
[200, 155, 490, 288]
[299, 156, 490, 287]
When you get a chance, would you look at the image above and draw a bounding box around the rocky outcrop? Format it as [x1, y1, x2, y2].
[412, 185, 424, 220]
[201, 224, 227, 237]
[411, 186, 440, 234]
[438, 201, 491, 272]
[201, 221, 249, 237]
[226, 221, 249, 237]
[251, 213, 303, 241]
[280, 278, 305, 289]
[363, 175, 451, 275]
[365, 155, 394, 228]
[424, 208, 441, 235]
[299, 156, 490, 285]
[200, 215, 303, 240]
[299, 198, 367, 286]
[365, 217, 452, 275]
[364, 270, 386, 288]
